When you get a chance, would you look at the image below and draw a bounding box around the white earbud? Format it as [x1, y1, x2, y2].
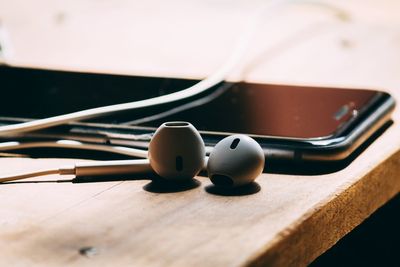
[0, 122, 265, 188]
[148, 122, 205, 180]
[207, 135, 265, 187]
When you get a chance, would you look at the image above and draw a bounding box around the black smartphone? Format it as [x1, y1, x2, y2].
[0, 65, 395, 171]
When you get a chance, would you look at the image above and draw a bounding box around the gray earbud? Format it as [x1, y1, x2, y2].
[149, 123, 265, 187]
[207, 134, 265, 187]
[148, 122, 205, 181]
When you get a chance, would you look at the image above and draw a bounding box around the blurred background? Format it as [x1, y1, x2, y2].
[0, 0, 399, 89]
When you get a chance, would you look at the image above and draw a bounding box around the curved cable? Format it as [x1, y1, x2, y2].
[0, 140, 149, 158]
[0, 168, 60, 183]
[122, 81, 231, 125]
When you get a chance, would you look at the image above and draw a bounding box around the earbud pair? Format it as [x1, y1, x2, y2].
[148, 122, 265, 187]
[0, 122, 265, 188]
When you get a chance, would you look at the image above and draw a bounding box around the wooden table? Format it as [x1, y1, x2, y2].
[0, 1, 399, 266]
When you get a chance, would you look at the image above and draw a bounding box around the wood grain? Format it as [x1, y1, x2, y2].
[0, 1, 400, 266]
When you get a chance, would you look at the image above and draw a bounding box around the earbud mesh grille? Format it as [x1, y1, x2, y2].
[230, 138, 240, 149]
[175, 156, 183, 171]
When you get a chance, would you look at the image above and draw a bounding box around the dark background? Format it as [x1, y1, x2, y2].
[311, 193, 400, 267]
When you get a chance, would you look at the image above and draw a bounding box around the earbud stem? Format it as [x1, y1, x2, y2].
[60, 159, 152, 177]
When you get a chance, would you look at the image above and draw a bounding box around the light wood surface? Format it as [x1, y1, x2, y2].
[0, 1, 400, 266]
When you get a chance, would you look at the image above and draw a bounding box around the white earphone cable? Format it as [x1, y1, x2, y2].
[0, 140, 149, 158]
[0, 168, 60, 183]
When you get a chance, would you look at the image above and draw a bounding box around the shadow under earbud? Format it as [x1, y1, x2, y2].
[72, 173, 151, 183]
[205, 182, 261, 196]
[143, 175, 201, 193]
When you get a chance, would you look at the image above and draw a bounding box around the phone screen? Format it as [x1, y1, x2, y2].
[0, 66, 381, 139]
[133, 83, 380, 139]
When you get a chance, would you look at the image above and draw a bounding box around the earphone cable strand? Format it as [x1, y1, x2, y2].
[0, 168, 60, 183]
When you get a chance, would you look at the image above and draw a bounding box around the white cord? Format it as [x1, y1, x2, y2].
[0, 140, 149, 158]
[0, 168, 60, 183]
[0, 0, 290, 137]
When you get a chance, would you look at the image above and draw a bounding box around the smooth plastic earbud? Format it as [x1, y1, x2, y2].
[148, 122, 205, 180]
[207, 134, 265, 187]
